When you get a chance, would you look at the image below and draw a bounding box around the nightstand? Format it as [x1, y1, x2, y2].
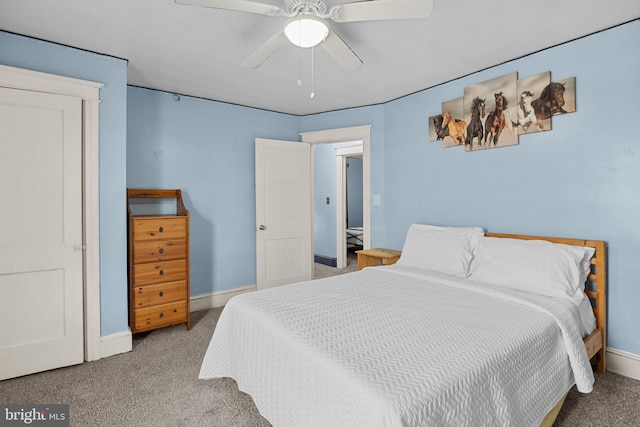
[355, 248, 402, 270]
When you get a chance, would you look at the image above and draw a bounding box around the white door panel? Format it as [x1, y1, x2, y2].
[0, 86, 84, 380]
[256, 138, 312, 290]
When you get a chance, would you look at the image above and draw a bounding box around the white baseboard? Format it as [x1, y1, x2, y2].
[97, 286, 256, 359]
[100, 329, 132, 359]
[190, 284, 257, 312]
[607, 347, 640, 381]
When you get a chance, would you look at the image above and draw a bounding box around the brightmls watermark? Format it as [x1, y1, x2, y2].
[0, 405, 68, 426]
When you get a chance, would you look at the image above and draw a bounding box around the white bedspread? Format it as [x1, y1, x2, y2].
[199, 266, 595, 427]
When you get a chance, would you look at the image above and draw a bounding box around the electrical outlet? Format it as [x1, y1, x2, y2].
[326, 197, 330, 205]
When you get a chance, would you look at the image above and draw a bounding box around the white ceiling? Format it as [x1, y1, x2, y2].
[1, 0, 639, 115]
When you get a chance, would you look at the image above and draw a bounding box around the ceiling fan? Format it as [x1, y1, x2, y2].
[174, 0, 434, 71]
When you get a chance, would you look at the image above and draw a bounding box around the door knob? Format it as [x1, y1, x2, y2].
[259, 225, 266, 231]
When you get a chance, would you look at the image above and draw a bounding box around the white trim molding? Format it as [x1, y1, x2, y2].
[100, 330, 132, 359]
[300, 125, 372, 144]
[607, 347, 640, 381]
[100, 284, 258, 359]
[301, 125, 372, 253]
[83, 94, 101, 361]
[0, 64, 101, 101]
[335, 144, 364, 269]
[190, 285, 257, 312]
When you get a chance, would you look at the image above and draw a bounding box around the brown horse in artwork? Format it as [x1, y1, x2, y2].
[483, 92, 507, 147]
[532, 82, 567, 120]
[442, 111, 467, 146]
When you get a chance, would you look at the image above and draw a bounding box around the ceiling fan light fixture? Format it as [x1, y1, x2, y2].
[284, 15, 329, 48]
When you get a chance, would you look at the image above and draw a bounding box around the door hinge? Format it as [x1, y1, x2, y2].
[74, 243, 87, 251]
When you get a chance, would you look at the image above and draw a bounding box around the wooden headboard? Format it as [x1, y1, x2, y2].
[486, 232, 607, 373]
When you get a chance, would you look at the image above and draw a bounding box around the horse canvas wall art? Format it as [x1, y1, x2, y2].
[483, 92, 508, 146]
[532, 82, 567, 120]
[440, 97, 466, 148]
[532, 77, 576, 122]
[464, 97, 485, 151]
[442, 112, 467, 146]
[556, 77, 576, 114]
[464, 72, 518, 151]
[428, 114, 448, 141]
[504, 71, 551, 134]
[427, 70, 575, 152]
[504, 90, 541, 134]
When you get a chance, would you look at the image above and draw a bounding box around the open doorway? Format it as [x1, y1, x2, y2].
[345, 155, 364, 251]
[301, 125, 372, 279]
[335, 144, 363, 269]
[312, 142, 363, 278]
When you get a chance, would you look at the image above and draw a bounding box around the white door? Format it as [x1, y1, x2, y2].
[255, 138, 312, 290]
[0, 86, 84, 380]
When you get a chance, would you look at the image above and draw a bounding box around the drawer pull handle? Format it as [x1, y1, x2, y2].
[158, 248, 164, 254]
[159, 270, 164, 276]
[159, 226, 164, 232]
[159, 291, 164, 297]
[159, 312, 164, 318]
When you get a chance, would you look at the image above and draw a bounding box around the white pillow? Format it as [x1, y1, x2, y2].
[469, 237, 595, 305]
[396, 224, 484, 277]
[579, 249, 595, 289]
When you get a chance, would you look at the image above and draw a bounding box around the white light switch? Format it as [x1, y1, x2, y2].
[372, 194, 381, 206]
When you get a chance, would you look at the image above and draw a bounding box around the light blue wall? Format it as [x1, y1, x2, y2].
[382, 22, 639, 355]
[301, 21, 640, 356]
[347, 157, 363, 228]
[0, 31, 129, 337]
[127, 87, 300, 296]
[313, 144, 337, 258]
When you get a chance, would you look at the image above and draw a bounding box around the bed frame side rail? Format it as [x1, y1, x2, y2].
[485, 233, 607, 373]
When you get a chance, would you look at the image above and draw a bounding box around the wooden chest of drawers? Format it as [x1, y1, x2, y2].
[127, 189, 191, 334]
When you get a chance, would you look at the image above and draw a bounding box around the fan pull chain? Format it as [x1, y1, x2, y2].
[297, 22, 303, 87]
[310, 46, 316, 99]
[297, 48, 303, 87]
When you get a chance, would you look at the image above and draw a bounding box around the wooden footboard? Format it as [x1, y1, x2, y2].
[486, 233, 607, 373]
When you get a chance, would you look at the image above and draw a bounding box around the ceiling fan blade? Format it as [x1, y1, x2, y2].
[174, 0, 283, 16]
[320, 32, 363, 72]
[331, 0, 433, 23]
[242, 31, 288, 68]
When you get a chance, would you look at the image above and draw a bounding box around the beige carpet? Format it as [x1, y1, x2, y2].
[0, 308, 269, 426]
[313, 249, 358, 279]
[1, 297, 639, 426]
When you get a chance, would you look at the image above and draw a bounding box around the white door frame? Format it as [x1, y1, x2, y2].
[300, 125, 371, 268]
[0, 64, 102, 361]
[336, 145, 363, 268]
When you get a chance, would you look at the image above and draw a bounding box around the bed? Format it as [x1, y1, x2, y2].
[200, 225, 607, 427]
[347, 226, 364, 248]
